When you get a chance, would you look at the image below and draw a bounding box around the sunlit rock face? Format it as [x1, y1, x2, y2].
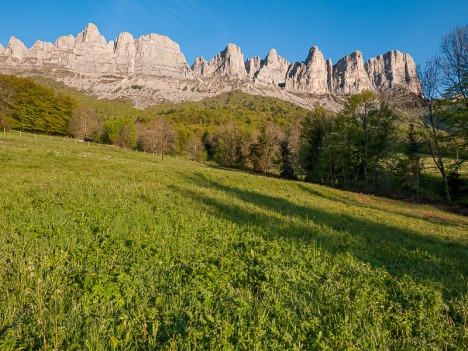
[0, 23, 421, 109]
[285, 46, 329, 93]
[254, 49, 290, 87]
[365, 50, 421, 95]
[332, 51, 374, 95]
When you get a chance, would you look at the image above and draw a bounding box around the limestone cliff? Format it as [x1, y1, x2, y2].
[0, 23, 421, 110]
[285, 46, 329, 93]
[332, 51, 374, 95]
[365, 50, 420, 95]
[254, 49, 290, 87]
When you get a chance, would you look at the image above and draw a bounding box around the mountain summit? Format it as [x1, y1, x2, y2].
[0, 24, 421, 109]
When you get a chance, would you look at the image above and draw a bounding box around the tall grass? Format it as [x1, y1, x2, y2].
[0, 131, 467, 350]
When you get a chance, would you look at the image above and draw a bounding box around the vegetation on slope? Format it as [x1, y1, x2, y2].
[0, 75, 76, 134]
[0, 131, 467, 350]
[30, 76, 310, 128]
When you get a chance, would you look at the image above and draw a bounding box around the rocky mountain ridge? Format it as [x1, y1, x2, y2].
[0, 23, 421, 110]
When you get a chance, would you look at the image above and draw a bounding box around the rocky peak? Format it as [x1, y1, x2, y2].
[305, 46, 321, 62]
[114, 32, 136, 54]
[134, 33, 192, 78]
[332, 50, 373, 95]
[209, 43, 247, 79]
[263, 49, 278, 63]
[54, 35, 76, 50]
[27, 40, 54, 64]
[76, 23, 106, 45]
[285, 45, 329, 93]
[245, 56, 261, 78]
[365, 50, 420, 95]
[191, 57, 210, 76]
[30, 40, 51, 50]
[7, 37, 28, 58]
[224, 43, 243, 56]
[254, 48, 290, 86]
[113, 32, 137, 73]
[264, 49, 290, 67]
[72, 24, 113, 73]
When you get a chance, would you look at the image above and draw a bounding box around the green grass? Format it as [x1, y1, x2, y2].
[0, 131, 467, 350]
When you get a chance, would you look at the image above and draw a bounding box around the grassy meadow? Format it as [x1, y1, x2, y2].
[0, 131, 467, 350]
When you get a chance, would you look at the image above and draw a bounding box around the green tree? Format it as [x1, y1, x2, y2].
[215, 123, 243, 168]
[339, 91, 395, 191]
[249, 123, 282, 174]
[399, 123, 423, 198]
[368, 101, 397, 193]
[0, 80, 15, 132]
[202, 130, 217, 161]
[0, 75, 75, 134]
[104, 118, 137, 149]
[278, 137, 296, 179]
[299, 105, 333, 184]
[332, 91, 397, 192]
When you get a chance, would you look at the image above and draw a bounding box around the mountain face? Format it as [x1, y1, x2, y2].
[254, 49, 290, 87]
[0, 23, 421, 110]
[284, 46, 329, 93]
[332, 51, 374, 95]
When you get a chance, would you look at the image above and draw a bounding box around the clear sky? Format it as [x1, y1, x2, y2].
[0, 0, 466, 67]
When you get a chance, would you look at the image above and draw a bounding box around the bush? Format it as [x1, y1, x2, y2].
[103, 118, 137, 148]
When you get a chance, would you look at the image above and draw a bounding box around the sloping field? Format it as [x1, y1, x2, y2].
[0, 132, 467, 350]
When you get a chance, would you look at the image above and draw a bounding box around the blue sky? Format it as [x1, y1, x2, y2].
[0, 0, 466, 66]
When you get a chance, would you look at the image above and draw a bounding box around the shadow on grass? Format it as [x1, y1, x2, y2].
[295, 184, 468, 228]
[173, 172, 468, 296]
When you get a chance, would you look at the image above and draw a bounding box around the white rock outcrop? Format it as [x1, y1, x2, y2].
[0, 23, 191, 78]
[7, 37, 28, 59]
[208, 44, 247, 79]
[0, 23, 421, 109]
[332, 51, 374, 95]
[365, 50, 420, 95]
[191, 44, 247, 79]
[191, 57, 210, 77]
[133, 33, 192, 78]
[285, 46, 329, 93]
[245, 56, 261, 78]
[254, 49, 290, 87]
[72, 24, 115, 74]
[113, 32, 137, 73]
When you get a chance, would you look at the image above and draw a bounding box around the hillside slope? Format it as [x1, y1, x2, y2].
[30, 76, 311, 127]
[0, 132, 467, 349]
